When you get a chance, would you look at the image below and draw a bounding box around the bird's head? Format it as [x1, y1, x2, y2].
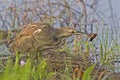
[54, 27, 97, 41]
[55, 27, 77, 38]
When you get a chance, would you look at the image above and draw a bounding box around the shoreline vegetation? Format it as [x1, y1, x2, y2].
[0, 0, 120, 80]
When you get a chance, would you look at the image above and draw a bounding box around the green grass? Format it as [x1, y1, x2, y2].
[0, 54, 55, 80]
[0, 0, 120, 80]
[82, 64, 96, 80]
[0, 27, 119, 80]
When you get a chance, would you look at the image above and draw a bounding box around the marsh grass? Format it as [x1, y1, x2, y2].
[0, 35, 119, 80]
[0, 53, 55, 80]
[0, 0, 120, 80]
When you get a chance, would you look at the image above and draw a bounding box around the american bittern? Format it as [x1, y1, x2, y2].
[9, 22, 97, 53]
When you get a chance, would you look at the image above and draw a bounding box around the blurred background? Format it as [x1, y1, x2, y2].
[0, 0, 120, 74]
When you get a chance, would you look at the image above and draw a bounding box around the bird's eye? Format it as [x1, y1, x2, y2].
[72, 30, 75, 33]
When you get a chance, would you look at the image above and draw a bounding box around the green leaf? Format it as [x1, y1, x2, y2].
[82, 64, 96, 80]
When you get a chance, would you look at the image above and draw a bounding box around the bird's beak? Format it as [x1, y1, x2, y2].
[73, 31, 97, 41]
[73, 31, 87, 35]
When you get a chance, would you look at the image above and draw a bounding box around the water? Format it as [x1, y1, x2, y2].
[0, 0, 120, 73]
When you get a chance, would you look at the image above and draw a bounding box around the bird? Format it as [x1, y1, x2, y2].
[8, 22, 97, 53]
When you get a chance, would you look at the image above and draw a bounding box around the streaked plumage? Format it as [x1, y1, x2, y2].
[9, 22, 97, 53]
